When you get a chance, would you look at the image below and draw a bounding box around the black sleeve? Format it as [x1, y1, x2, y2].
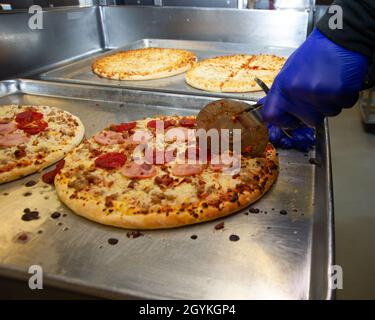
[317, 0, 375, 88]
[317, 0, 375, 58]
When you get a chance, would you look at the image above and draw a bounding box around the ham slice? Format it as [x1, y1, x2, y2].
[0, 122, 17, 135]
[93, 131, 126, 145]
[127, 130, 153, 145]
[121, 162, 156, 179]
[171, 163, 204, 177]
[0, 131, 29, 147]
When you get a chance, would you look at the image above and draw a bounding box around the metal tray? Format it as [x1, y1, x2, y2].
[39, 39, 296, 102]
[0, 79, 333, 300]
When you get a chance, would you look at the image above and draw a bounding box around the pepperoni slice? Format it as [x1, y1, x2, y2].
[15, 110, 43, 124]
[147, 119, 175, 130]
[121, 162, 156, 179]
[17, 120, 48, 135]
[0, 131, 30, 147]
[147, 120, 157, 129]
[0, 122, 17, 135]
[171, 163, 204, 177]
[93, 131, 126, 145]
[95, 152, 127, 169]
[42, 160, 65, 185]
[110, 122, 137, 133]
[179, 117, 196, 128]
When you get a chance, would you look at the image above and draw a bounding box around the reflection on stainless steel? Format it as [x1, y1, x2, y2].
[0, 6, 101, 80]
[0, 79, 333, 299]
[274, 0, 315, 11]
[102, 6, 309, 49]
[161, 0, 240, 8]
[40, 39, 296, 102]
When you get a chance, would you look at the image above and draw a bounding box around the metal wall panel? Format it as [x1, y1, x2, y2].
[103, 6, 309, 49]
[121, 0, 155, 5]
[162, 0, 239, 8]
[0, 6, 102, 80]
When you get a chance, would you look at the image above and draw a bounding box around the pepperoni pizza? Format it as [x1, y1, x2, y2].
[0, 105, 84, 184]
[55, 115, 278, 229]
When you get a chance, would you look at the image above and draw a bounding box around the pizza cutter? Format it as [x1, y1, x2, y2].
[196, 78, 291, 157]
[196, 98, 268, 157]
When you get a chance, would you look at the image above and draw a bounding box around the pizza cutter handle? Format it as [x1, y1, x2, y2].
[253, 77, 294, 139]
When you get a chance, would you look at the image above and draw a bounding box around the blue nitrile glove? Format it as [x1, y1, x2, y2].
[268, 124, 315, 153]
[261, 28, 369, 129]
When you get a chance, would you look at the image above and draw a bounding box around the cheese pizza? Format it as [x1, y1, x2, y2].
[186, 54, 286, 93]
[92, 48, 198, 81]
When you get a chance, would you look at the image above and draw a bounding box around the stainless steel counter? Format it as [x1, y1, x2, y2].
[0, 79, 333, 299]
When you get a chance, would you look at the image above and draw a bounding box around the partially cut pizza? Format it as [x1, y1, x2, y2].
[0, 105, 84, 184]
[55, 115, 278, 229]
[186, 54, 286, 93]
[92, 48, 198, 80]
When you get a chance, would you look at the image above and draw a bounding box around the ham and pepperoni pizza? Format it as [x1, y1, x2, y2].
[55, 115, 278, 229]
[0, 105, 84, 184]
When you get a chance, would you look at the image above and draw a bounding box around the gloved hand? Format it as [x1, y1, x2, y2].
[261, 27, 369, 128]
[268, 124, 315, 153]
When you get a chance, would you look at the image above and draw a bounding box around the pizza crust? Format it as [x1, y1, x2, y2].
[92, 48, 197, 81]
[0, 105, 85, 184]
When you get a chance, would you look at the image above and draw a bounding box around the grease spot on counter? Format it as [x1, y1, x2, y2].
[108, 238, 118, 245]
[229, 234, 240, 242]
[21, 210, 39, 221]
[14, 232, 32, 243]
[25, 180, 37, 187]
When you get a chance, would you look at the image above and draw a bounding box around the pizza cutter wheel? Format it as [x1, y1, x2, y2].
[196, 99, 269, 157]
[196, 78, 294, 157]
